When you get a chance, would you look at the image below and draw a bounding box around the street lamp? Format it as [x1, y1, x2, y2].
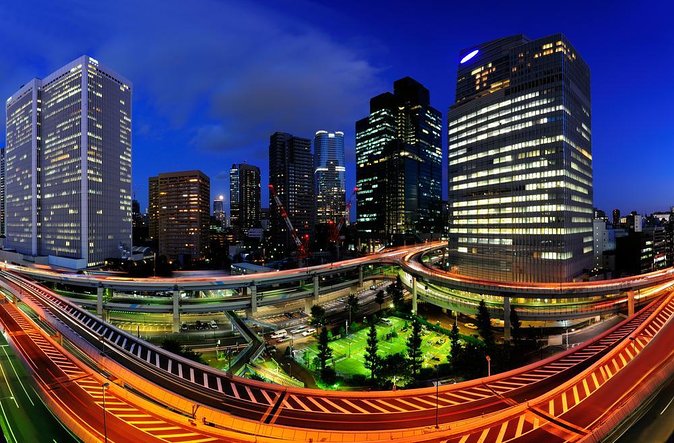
[216, 339, 220, 360]
[486, 355, 491, 377]
[102, 382, 110, 443]
[434, 365, 440, 429]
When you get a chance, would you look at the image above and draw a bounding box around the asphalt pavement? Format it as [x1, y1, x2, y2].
[0, 328, 77, 443]
[616, 371, 674, 443]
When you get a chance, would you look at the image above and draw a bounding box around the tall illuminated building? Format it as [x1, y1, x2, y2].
[0, 147, 4, 238]
[356, 77, 442, 243]
[229, 163, 261, 232]
[314, 131, 346, 225]
[148, 170, 210, 263]
[447, 34, 593, 282]
[213, 195, 225, 225]
[269, 132, 313, 256]
[4, 56, 132, 268]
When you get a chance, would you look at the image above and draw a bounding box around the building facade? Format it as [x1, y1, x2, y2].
[356, 77, 443, 244]
[4, 56, 132, 268]
[229, 163, 261, 233]
[314, 131, 346, 225]
[447, 35, 593, 283]
[213, 195, 225, 225]
[148, 171, 210, 264]
[268, 132, 313, 256]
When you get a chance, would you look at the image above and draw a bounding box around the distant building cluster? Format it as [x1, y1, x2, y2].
[0, 35, 667, 280]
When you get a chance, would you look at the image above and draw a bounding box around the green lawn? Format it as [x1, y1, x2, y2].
[304, 317, 453, 377]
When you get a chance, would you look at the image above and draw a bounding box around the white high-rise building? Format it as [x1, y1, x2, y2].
[5, 56, 132, 268]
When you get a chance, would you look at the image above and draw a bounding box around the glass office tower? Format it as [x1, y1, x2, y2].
[5, 56, 132, 268]
[314, 130, 346, 225]
[356, 77, 442, 244]
[229, 163, 261, 232]
[447, 34, 593, 282]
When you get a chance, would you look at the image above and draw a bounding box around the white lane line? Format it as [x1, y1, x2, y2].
[341, 399, 370, 414]
[0, 401, 18, 442]
[0, 355, 19, 408]
[1, 347, 34, 406]
[661, 395, 674, 415]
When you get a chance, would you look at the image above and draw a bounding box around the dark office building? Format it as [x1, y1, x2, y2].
[268, 132, 314, 257]
[148, 170, 210, 264]
[355, 77, 443, 244]
[447, 34, 593, 282]
[229, 163, 261, 233]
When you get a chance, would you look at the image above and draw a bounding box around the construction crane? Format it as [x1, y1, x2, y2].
[268, 184, 310, 260]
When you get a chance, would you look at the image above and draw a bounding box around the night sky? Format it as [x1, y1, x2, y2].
[1, 0, 672, 217]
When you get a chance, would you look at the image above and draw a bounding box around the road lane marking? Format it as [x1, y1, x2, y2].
[582, 379, 591, 397]
[321, 397, 352, 414]
[561, 392, 568, 413]
[0, 355, 19, 408]
[515, 414, 526, 437]
[495, 421, 508, 443]
[0, 401, 18, 442]
[361, 399, 390, 413]
[572, 386, 580, 405]
[661, 395, 674, 415]
[476, 427, 490, 443]
[341, 399, 370, 413]
[548, 399, 554, 416]
[1, 347, 34, 406]
[396, 397, 426, 411]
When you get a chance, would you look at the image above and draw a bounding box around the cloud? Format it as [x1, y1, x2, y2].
[87, 0, 382, 151]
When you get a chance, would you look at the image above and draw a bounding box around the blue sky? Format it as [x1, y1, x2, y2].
[1, 0, 673, 216]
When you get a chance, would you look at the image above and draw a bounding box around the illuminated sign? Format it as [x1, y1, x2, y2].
[460, 49, 479, 64]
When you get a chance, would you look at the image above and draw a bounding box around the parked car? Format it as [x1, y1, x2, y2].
[180, 323, 189, 332]
[209, 320, 218, 330]
[270, 329, 288, 339]
[464, 322, 478, 330]
[301, 328, 316, 337]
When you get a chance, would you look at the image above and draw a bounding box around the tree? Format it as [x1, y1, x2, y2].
[379, 353, 408, 388]
[476, 300, 495, 349]
[406, 317, 423, 380]
[449, 322, 461, 371]
[390, 276, 404, 311]
[317, 327, 333, 375]
[310, 304, 326, 327]
[375, 290, 386, 311]
[510, 306, 522, 344]
[347, 293, 359, 324]
[364, 322, 379, 384]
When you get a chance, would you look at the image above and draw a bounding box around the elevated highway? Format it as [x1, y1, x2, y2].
[1, 270, 674, 441]
[5, 241, 674, 326]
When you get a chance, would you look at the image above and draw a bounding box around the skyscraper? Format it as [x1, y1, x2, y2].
[4, 56, 132, 268]
[356, 77, 442, 243]
[229, 163, 261, 233]
[0, 147, 5, 238]
[148, 171, 210, 264]
[213, 195, 225, 225]
[447, 34, 593, 282]
[314, 131, 346, 225]
[269, 132, 313, 256]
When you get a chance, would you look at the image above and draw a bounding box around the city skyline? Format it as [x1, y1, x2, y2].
[1, 1, 673, 218]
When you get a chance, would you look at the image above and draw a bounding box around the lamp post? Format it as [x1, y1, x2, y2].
[102, 382, 110, 443]
[486, 355, 491, 377]
[434, 365, 440, 429]
[216, 339, 220, 360]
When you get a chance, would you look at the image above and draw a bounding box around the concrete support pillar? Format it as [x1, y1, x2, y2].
[96, 286, 104, 318]
[102, 309, 110, 323]
[249, 285, 258, 315]
[358, 266, 363, 287]
[412, 276, 418, 314]
[313, 275, 319, 301]
[503, 296, 511, 341]
[304, 297, 314, 313]
[172, 290, 181, 333]
[627, 290, 635, 317]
